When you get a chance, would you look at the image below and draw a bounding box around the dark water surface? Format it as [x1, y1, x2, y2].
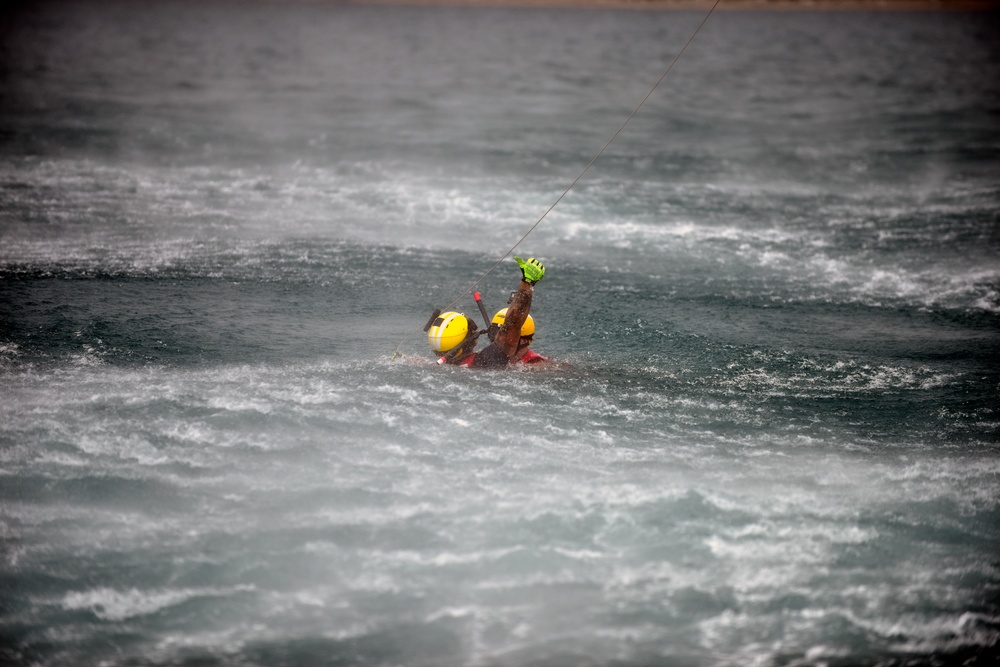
[2, 2, 999, 666]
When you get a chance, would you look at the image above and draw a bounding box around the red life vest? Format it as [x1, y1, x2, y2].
[519, 349, 547, 364]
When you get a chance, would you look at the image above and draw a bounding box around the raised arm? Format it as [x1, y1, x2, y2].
[493, 257, 544, 358]
[493, 279, 533, 357]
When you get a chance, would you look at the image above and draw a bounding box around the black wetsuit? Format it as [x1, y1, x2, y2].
[470, 342, 509, 369]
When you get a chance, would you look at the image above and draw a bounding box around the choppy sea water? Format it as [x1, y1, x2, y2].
[1, 2, 999, 666]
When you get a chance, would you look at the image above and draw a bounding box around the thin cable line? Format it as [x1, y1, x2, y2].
[392, 0, 721, 360]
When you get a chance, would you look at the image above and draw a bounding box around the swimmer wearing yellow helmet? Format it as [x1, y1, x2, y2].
[426, 256, 546, 368]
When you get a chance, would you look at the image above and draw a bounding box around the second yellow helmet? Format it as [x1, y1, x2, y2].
[491, 308, 535, 338]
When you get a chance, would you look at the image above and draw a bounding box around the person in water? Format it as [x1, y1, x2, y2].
[470, 306, 546, 368]
[427, 256, 547, 368]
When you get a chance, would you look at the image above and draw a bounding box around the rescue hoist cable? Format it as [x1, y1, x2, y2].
[392, 0, 722, 360]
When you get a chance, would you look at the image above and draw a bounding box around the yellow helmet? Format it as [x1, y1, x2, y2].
[428, 311, 470, 353]
[491, 308, 535, 338]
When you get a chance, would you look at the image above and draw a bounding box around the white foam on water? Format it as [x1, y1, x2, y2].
[558, 217, 800, 250]
[720, 357, 961, 398]
[803, 252, 1000, 313]
[152, 624, 269, 660]
[204, 395, 273, 415]
[0, 341, 22, 368]
[378, 547, 523, 569]
[72, 431, 170, 466]
[60, 584, 255, 622]
[305, 500, 448, 530]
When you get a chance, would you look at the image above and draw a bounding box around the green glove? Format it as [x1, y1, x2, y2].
[515, 256, 545, 284]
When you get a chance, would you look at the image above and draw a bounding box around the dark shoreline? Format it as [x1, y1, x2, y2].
[343, 0, 997, 9]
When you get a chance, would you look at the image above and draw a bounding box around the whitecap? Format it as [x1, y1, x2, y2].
[61, 584, 255, 622]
